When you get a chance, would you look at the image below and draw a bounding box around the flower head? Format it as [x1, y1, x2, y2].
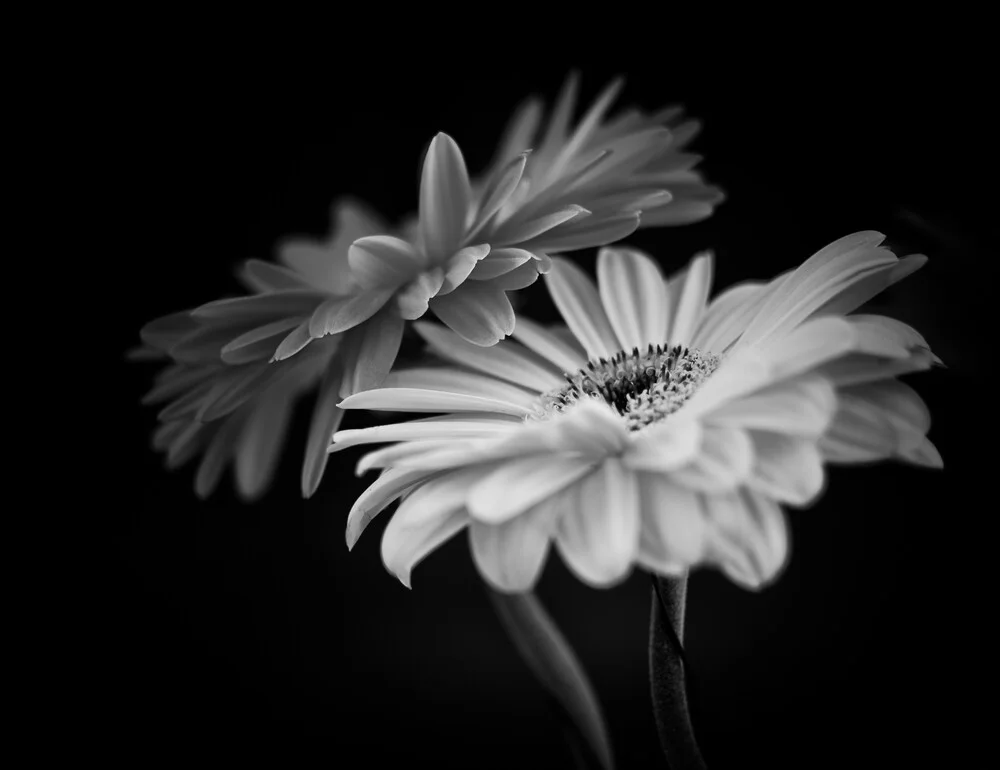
[333, 232, 942, 592]
[136, 199, 390, 499]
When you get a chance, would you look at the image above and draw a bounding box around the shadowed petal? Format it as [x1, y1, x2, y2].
[429, 283, 515, 346]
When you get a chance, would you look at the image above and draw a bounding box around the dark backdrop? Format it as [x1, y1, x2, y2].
[99, 60, 993, 768]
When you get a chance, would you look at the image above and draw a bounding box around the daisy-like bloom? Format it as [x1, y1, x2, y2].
[332, 232, 942, 592]
[136, 199, 389, 499]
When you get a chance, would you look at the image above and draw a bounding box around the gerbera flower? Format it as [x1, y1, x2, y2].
[136, 199, 387, 498]
[332, 231, 942, 592]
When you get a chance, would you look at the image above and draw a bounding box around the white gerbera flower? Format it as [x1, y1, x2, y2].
[333, 232, 942, 592]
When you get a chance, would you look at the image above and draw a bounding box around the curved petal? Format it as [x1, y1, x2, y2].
[429, 282, 515, 347]
[438, 244, 491, 295]
[338, 303, 404, 398]
[597, 247, 670, 351]
[468, 456, 594, 524]
[413, 322, 563, 392]
[510, 316, 588, 373]
[419, 133, 473, 259]
[470, 504, 556, 592]
[667, 251, 713, 348]
[347, 235, 423, 290]
[703, 490, 789, 590]
[339, 387, 532, 418]
[670, 426, 753, 493]
[746, 431, 826, 506]
[706, 377, 837, 437]
[346, 466, 443, 549]
[636, 474, 708, 571]
[546, 257, 621, 359]
[555, 458, 641, 587]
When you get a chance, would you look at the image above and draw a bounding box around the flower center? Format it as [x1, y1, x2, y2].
[535, 343, 721, 431]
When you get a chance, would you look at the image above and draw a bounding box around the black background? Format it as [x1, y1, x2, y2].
[97, 57, 994, 768]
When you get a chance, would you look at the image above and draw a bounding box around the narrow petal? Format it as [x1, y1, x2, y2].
[238, 259, 309, 293]
[816, 349, 936, 388]
[384, 509, 467, 589]
[340, 388, 532, 418]
[419, 133, 473, 259]
[486, 261, 541, 291]
[331, 415, 519, 453]
[511, 316, 588, 373]
[597, 247, 670, 351]
[555, 459, 641, 587]
[308, 289, 393, 339]
[468, 457, 594, 524]
[193, 418, 243, 499]
[468, 248, 535, 280]
[346, 467, 442, 549]
[468, 153, 529, 238]
[546, 257, 621, 359]
[301, 355, 347, 498]
[520, 212, 640, 254]
[338, 304, 404, 398]
[691, 281, 768, 353]
[667, 252, 713, 348]
[492, 205, 589, 247]
[818, 395, 898, 463]
[234, 379, 295, 500]
[220, 317, 307, 364]
[192, 290, 327, 323]
[381, 367, 539, 407]
[140, 310, 200, 351]
[429, 282, 515, 347]
[413, 322, 563, 392]
[272, 319, 314, 361]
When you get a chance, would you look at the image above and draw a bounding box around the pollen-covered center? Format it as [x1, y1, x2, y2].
[535, 343, 721, 430]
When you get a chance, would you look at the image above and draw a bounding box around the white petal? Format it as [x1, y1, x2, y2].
[706, 377, 836, 436]
[811, 255, 927, 318]
[485, 261, 541, 291]
[301, 356, 347, 498]
[670, 426, 753, 492]
[220, 316, 308, 364]
[468, 457, 594, 524]
[419, 133, 473, 259]
[468, 248, 535, 280]
[470, 505, 556, 592]
[546, 399, 630, 458]
[703, 490, 789, 590]
[636, 474, 707, 572]
[468, 153, 529, 238]
[396, 269, 445, 320]
[331, 414, 519, 453]
[622, 417, 702, 472]
[308, 289, 394, 339]
[818, 395, 898, 463]
[492, 205, 590, 246]
[739, 232, 899, 346]
[339, 387, 532, 418]
[234, 379, 296, 500]
[816, 349, 936, 388]
[429, 282, 515, 347]
[521, 212, 640, 254]
[510, 316, 588, 373]
[346, 467, 442, 549]
[755, 316, 860, 380]
[381, 367, 539, 408]
[555, 459, 640, 587]
[338, 304, 404, 398]
[666, 251, 713, 348]
[597, 246, 670, 351]
[545, 257, 621, 359]
[383, 509, 467, 589]
[747, 431, 826, 506]
[413, 322, 563, 392]
[690, 281, 768, 353]
[347, 235, 423, 290]
[438, 244, 491, 295]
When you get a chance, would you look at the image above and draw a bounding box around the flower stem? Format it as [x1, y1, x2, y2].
[649, 574, 707, 769]
[487, 588, 614, 770]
